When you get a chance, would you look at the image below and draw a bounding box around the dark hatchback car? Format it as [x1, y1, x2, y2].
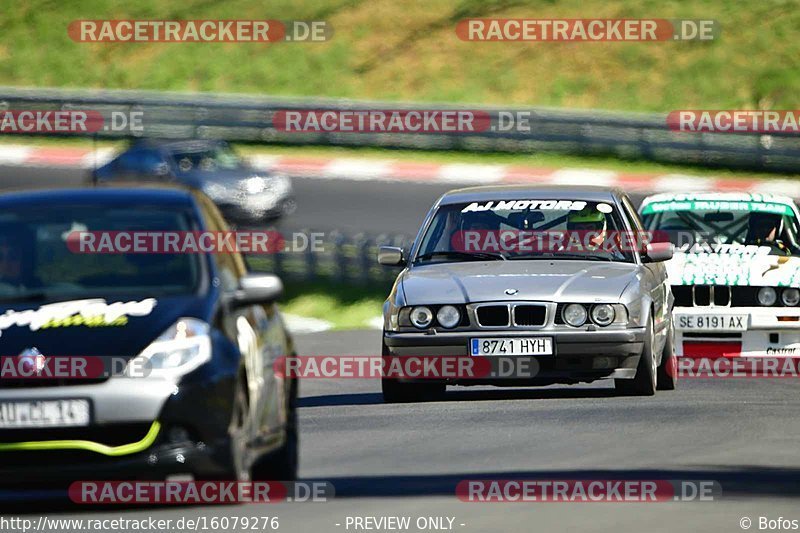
[0, 186, 297, 486]
[89, 139, 296, 224]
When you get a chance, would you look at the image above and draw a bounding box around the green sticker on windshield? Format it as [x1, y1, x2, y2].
[641, 200, 793, 216]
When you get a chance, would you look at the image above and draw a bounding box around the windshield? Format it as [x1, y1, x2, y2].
[171, 144, 244, 173]
[0, 205, 202, 302]
[641, 199, 800, 255]
[415, 199, 636, 263]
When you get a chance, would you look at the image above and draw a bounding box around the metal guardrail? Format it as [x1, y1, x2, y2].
[1, 86, 800, 172]
[245, 230, 409, 285]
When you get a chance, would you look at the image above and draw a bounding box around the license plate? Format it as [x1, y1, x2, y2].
[0, 399, 91, 428]
[471, 337, 553, 356]
[676, 314, 747, 331]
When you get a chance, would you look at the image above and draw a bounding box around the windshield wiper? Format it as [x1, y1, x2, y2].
[507, 253, 614, 261]
[414, 250, 506, 263]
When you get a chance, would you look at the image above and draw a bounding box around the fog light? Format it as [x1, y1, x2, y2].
[592, 357, 617, 369]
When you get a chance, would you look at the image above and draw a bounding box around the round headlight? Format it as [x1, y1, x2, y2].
[563, 304, 588, 327]
[591, 304, 616, 326]
[410, 306, 434, 329]
[436, 305, 461, 329]
[782, 288, 800, 306]
[758, 287, 777, 306]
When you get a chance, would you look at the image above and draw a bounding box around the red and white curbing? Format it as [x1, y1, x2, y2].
[0, 144, 797, 196]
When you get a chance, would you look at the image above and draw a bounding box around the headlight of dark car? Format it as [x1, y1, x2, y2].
[125, 318, 211, 380]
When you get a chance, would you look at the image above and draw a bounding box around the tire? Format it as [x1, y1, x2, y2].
[251, 396, 299, 481]
[657, 320, 677, 391]
[221, 373, 253, 481]
[615, 315, 657, 396]
[381, 336, 445, 403]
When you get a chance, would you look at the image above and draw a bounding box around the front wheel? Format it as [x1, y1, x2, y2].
[381, 337, 445, 403]
[251, 403, 298, 481]
[615, 316, 657, 396]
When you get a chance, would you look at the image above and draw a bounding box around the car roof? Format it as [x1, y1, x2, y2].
[641, 191, 797, 208]
[438, 185, 622, 205]
[0, 185, 196, 208]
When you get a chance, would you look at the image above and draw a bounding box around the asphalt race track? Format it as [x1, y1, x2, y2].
[9, 329, 800, 533]
[2, 165, 800, 532]
[0, 163, 645, 236]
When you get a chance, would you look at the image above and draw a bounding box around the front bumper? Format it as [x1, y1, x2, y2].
[0, 369, 239, 484]
[674, 306, 800, 357]
[383, 328, 645, 384]
[0, 430, 233, 488]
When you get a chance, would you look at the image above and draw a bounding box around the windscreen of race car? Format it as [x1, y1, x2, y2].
[414, 199, 638, 263]
[641, 200, 800, 256]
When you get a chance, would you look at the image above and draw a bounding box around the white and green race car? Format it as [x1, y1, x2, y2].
[640, 192, 800, 358]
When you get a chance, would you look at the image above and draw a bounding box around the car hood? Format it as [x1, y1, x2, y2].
[667, 247, 800, 287]
[0, 294, 208, 358]
[401, 260, 639, 304]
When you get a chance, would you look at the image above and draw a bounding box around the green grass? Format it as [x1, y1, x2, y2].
[1, 1, 799, 112]
[279, 279, 388, 330]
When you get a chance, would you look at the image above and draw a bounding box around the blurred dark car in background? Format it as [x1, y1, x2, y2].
[88, 139, 296, 225]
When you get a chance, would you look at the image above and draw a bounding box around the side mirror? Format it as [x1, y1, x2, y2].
[232, 274, 284, 307]
[378, 246, 406, 266]
[644, 242, 674, 263]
